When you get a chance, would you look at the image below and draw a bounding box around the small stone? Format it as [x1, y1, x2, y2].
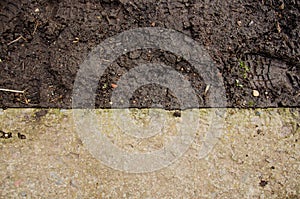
[279, 3, 284, 10]
[259, 180, 268, 187]
[276, 22, 281, 33]
[20, 191, 27, 197]
[248, 20, 254, 26]
[0, 130, 12, 139]
[34, 8, 40, 13]
[35, 109, 48, 119]
[18, 133, 26, 139]
[252, 90, 259, 97]
[237, 21, 242, 26]
[173, 111, 181, 117]
[255, 111, 261, 116]
[129, 51, 141, 59]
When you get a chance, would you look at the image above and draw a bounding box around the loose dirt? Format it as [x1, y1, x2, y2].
[0, 0, 299, 108]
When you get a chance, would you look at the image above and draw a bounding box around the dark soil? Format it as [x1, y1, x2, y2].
[0, 0, 299, 109]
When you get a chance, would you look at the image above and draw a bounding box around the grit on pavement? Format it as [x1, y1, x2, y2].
[0, 108, 299, 198]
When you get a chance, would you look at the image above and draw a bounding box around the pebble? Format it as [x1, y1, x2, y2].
[129, 51, 141, 59]
[248, 21, 254, 26]
[253, 90, 259, 97]
[173, 111, 181, 117]
[18, 133, 26, 139]
[279, 3, 285, 10]
[255, 111, 261, 116]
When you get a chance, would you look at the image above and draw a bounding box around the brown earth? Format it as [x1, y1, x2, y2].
[0, 0, 299, 109]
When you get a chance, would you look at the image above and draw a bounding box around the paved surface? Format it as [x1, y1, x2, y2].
[0, 108, 299, 198]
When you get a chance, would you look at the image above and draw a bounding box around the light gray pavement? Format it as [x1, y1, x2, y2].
[0, 108, 299, 198]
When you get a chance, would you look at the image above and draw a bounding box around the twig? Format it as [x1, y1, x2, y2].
[7, 35, 27, 46]
[204, 85, 210, 95]
[0, 88, 25, 93]
[32, 21, 39, 35]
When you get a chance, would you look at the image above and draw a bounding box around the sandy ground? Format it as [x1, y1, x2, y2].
[0, 108, 299, 198]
